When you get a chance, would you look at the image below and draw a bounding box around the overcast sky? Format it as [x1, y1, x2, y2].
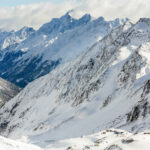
[0, 0, 149, 30]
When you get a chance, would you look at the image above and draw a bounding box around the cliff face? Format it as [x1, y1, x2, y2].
[0, 78, 21, 107]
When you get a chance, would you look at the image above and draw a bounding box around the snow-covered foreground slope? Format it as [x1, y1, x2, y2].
[0, 78, 21, 107]
[1, 18, 150, 148]
[46, 129, 150, 150]
[0, 13, 127, 87]
[0, 136, 42, 150]
[1, 129, 150, 150]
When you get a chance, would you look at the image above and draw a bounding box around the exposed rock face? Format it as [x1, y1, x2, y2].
[0, 78, 21, 107]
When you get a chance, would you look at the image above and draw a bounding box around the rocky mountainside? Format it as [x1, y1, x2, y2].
[0, 77, 21, 107]
[0, 13, 127, 87]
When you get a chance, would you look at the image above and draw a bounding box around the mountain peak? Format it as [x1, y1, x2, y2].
[139, 18, 150, 22]
[38, 13, 91, 35]
[113, 18, 129, 25]
[137, 18, 150, 26]
[79, 14, 91, 23]
[134, 18, 150, 31]
[60, 12, 72, 22]
[98, 16, 105, 22]
[17, 26, 35, 34]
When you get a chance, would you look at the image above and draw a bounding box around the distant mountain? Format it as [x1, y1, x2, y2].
[0, 27, 35, 50]
[0, 78, 21, 107]
[0, 13, 127, 87]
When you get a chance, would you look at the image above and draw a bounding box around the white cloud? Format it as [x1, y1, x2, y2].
[71, 0, 150, 21]
[0, 0, 150, 30]
[0, 1, 75, 30]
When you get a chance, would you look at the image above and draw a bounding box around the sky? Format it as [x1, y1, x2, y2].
[0, 0, 150, 30]
[0, 0, 66, 7]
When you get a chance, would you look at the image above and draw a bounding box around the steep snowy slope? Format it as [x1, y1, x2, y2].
[1, 18, 150, 148]
[0, 78, 21, 107]
[0, 13, 127, 87]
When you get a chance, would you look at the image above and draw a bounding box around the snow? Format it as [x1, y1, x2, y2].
[1, 129, 150, 150]
[0, 136, 42, 150]
[0, 13, 127, 87]
[1, 26, 35, 50]
[45, 129, 150, 150]
[21, 48, 28, 52]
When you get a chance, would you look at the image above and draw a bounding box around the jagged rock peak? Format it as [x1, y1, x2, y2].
[17, 26, 35, 33]
[137, 18, 150, 26]
[38, 12, 91, 34]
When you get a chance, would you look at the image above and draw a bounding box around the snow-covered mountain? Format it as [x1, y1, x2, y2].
[0, 77, 21, 107]
[1, 17, 150, 149]
[0, 12, 127, 87]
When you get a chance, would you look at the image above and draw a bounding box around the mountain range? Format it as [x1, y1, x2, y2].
[0, 12, 127, 87]
[1, 13, 150, 150]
